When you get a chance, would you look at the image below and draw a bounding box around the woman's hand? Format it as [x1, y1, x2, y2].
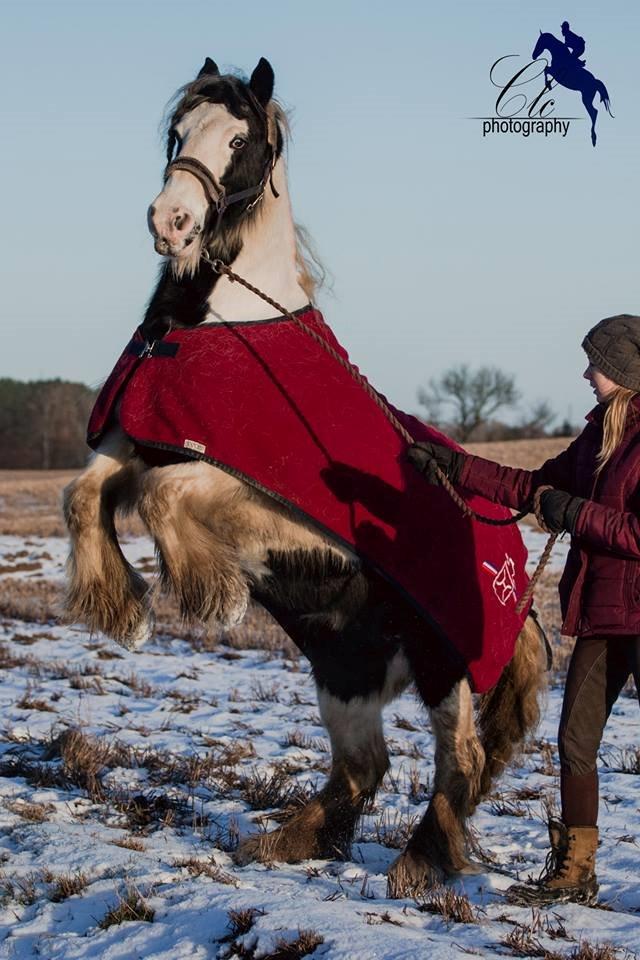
[539, 488, 585, 534]
[407, 442, 466, 486]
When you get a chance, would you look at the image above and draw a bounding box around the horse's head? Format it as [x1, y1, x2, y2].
[148, 57, 282, 275]
[532, 32, 554, 61]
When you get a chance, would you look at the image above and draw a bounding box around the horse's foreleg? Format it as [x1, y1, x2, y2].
[138, 462, 249, 627]
[388, 679, 485, 897]
[235, 684, 390, 865]
[63, 430, 151, 648]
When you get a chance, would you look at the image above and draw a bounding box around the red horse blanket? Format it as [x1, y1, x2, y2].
[88, 307, 531, 698]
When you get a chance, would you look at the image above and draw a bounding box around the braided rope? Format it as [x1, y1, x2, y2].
[203, 252, 557, 612]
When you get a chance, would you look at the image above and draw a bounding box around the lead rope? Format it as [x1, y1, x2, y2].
[202, 252, 556, 615]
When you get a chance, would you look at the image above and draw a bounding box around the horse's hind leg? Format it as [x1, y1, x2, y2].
[388, 679, 485, 897]
[582, 91, 598, 146]
[138, 461, 249, 627]
[63, 429, 151, 648]
[235, 680, 392, 864]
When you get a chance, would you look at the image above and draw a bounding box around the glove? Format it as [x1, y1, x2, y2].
[407, 442, 465, 486]
[539, 488, 585, 534]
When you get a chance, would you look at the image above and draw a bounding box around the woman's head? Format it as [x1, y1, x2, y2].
[582, 315, 640, 398]
[582, 315, 640, 475]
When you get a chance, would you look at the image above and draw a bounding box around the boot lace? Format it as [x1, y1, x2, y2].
[538, 842, 569, 883]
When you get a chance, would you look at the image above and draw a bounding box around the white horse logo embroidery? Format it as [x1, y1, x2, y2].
[482, 555, 517, 606]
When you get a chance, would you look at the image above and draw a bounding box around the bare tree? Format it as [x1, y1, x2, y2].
[418, 365, 519, 442]
[516, 400, 556, 439]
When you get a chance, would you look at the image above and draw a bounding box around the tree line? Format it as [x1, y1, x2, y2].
[0, 379, 96, 469]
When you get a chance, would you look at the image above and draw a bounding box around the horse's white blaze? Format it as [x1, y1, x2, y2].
[149, 103, 249, 250]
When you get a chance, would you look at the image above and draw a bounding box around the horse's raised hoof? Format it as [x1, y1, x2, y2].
[387, 848, 446, 899]
[63, 571, 151, 648]
[175, 572, 249, 629]
[212, 585, 249, 629]
[119, 609, 156, 651]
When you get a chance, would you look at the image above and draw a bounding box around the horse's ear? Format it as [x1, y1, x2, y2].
[197, 57, 220, 79]
[249, 57, 275, 106]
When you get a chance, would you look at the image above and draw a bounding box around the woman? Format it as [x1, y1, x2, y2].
[408, 314, 640, 905]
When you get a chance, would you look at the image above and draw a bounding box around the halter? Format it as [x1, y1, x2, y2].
[163, 148, 279, 236]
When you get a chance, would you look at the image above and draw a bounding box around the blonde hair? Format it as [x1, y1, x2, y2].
[595, 386, 638, 476]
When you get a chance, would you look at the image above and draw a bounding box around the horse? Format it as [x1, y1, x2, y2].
[532, 32, 613, 146]
[63, 56, 547, 897]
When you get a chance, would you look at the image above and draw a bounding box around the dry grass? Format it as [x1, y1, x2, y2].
[47, 870, 89, 902]
[5, 800, 54, 822]
[0, 470, 146, 537]
[259, 931, 325, 959]
[0, 579, 62, 624]
[236, 765, 313, 811]
[220, 907, 323, 960]
[0, 871, 40, 906]
[465, 438, 573, 473]
[365, 809, 419, 849]
[16, 684, 56, 712]
[173, 856, 238, 886]
[111, 836, 145, 851]
[98, 885, 155, 928]
[416, 885, 479, 924]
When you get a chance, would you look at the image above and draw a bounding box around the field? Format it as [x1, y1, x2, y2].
[1, 445, 639, 959]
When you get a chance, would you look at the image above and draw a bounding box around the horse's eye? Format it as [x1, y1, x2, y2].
[230, 136, 247, 150]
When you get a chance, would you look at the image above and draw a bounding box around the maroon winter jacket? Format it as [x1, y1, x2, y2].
[458, 397, 640, 638]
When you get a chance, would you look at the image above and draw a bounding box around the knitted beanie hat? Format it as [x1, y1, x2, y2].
[582, 315, 640, 392]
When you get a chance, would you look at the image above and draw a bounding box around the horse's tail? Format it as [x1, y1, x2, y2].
[596, 80, 614, 117]
[475, 610, 548, 801]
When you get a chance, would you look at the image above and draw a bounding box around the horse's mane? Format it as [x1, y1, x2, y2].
[162, 73, 325, 299]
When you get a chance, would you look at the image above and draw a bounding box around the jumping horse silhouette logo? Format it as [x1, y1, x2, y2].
[533, 24, 613, 146]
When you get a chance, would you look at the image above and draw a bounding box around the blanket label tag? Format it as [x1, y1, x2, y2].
[184, 439, 206, 454]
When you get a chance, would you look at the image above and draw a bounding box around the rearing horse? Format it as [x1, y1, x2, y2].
[532, 32, 613, 146]
[63, 56, 547, 896]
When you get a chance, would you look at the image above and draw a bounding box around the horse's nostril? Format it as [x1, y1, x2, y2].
[173, 211, 193, 234]
[149, 204, 156, 218]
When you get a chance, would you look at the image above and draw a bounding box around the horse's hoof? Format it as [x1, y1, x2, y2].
[387, 848, 445, 898]
[234, 833, 287, 865]
[456, 859, 485, 876]
[215, 589, 249, 629]
[233, 836, 262, 866]
[119, 612, 155, 651]
[234, 821, 324, 865]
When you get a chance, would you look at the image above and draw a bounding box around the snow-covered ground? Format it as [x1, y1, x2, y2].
[1, 533, 639, 959]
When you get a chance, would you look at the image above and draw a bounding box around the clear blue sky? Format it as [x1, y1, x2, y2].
[1, 0, 637, 426]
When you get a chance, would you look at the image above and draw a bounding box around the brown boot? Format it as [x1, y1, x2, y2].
[507, 819, 598, 906]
